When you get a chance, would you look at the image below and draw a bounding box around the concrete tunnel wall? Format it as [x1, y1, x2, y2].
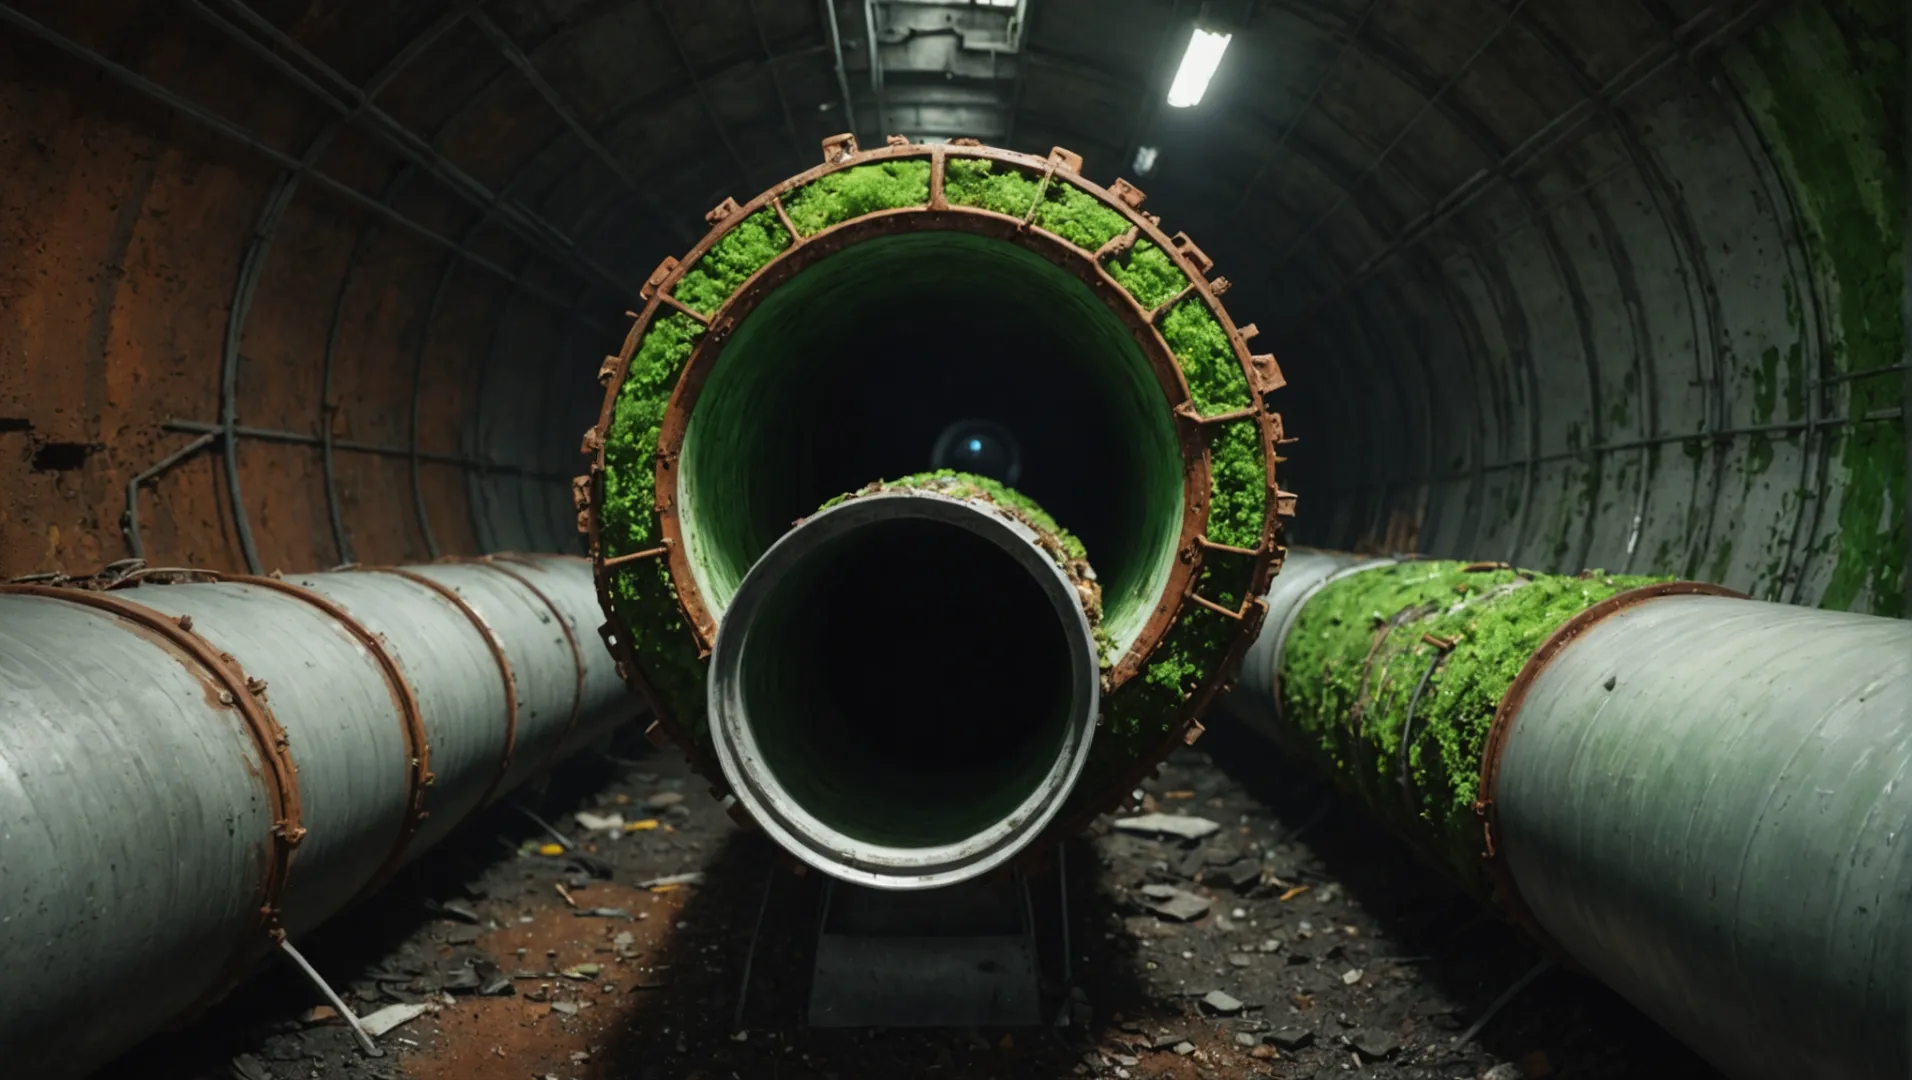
[0, 0, 1906, 622]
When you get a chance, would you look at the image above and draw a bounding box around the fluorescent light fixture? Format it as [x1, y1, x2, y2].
[1166, 27, 1232, 108]
[1133, 145, 1159, 175]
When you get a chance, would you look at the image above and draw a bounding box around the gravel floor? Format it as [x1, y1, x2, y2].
[109, 721, 1721, 1080]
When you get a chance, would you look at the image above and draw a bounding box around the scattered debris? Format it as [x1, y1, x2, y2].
[536, 843, 566, 857]
[1199, 989, 1243, 1015]
[550, 1002, 580, 1017]
[574, 907, 634, 919]
[1267, 1026, 1314, 1050]
[358, 1003, 430, 1038]
[560, 964, 601, 980]
[1220, 857, 1263, 890]
[646, 792, 685, 810]
[435, 898, 481, 924]
[1111, 813, 1221, 841]
[624, 818, 660, 832]
[1278, 884, 1312, 902]
[515, 803, 575, 850]
[575, 810, 625, 831]
[1341, 967, 1364, 985]
[1136, 884, 1211, 922]
[637, 871, 706, 889]
[298, 1005, 339, 1025]
[1351, 1029, 1398, 1059]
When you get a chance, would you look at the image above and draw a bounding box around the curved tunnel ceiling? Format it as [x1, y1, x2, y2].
[0, 0, 1904, 617]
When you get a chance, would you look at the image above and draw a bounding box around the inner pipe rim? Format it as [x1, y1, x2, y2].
[707, 491, 1100, 890]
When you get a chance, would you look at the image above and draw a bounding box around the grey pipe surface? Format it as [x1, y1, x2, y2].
[1219, 551, 1912, 1080]
[0, 554, 640, 1079]
[1496, 594, 1912, 1080]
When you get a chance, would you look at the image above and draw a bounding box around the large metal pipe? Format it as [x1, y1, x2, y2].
[1219, 550, 1912, 1080]
[0, 555, 640, 1079]
[708, 487, 1101, 889]
[580, 137, 1293, 860]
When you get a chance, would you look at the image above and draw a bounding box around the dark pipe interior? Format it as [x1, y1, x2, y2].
[680, 231, 1184, 652]
[738, 516, 1076, 849]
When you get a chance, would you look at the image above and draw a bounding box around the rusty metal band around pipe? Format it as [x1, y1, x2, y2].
[1221, 551, 1912, 1080]
[222, 573, 437, 895]
[355, 566, 522, 811]
[0, 554, 640, 1080]
[1472, 578, 1743, 964]
[0, 583, 307, 941]
[479, 555, 587, 758]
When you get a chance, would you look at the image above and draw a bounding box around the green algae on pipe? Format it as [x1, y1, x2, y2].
[581, 136, 1291, 829]
[1250, 554, 1669, 894]
[1223, 550, 1912, 1080]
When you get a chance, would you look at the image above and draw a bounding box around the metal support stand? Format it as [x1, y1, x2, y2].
[807, 869, 1043, 1028]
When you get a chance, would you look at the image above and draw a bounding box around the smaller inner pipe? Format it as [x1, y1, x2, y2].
[709, 493, 1099, 887]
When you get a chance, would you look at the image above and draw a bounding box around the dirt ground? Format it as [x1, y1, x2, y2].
[109, 721, 1720, 1080]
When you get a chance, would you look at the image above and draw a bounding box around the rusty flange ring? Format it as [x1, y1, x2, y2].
[469, 555, 587, 767]
[223, 573, 435, 896]
[1474, 579, 1744, 963]
[581, 136, 1293, 799]
[356, 567, 522, 810]
[0, 584, 306, 955]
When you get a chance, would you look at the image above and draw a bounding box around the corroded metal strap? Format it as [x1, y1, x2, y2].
[1475, 579, 1744, 960]
[0, 584, 306, 944]
[356, 567, 521, 810]
[223, 574, 434, 891]
[472, 556, 586, 765]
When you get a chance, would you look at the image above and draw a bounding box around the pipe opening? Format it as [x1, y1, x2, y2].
[679, 230, 1184, 658]
[710, 493, 1099, 886]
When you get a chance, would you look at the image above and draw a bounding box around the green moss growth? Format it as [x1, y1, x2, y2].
[943, 158, 1043, 218]
[1207, 419, 1267, 550]
[1069, 593, 1239, 814]
[822, 470, 1108, 666]
[599, 312, 713, 750]
[1030, 181, 1132, 250]
[1161, 299, 1253, 417]
[1730, 0, 1906, 616]
[672, 209, 792, 316]
[1276, 561, 1669, 895]
[783, 161, 932, 236]
[828, 469, 1090, 564]
[1106, 240, 1189, 311]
